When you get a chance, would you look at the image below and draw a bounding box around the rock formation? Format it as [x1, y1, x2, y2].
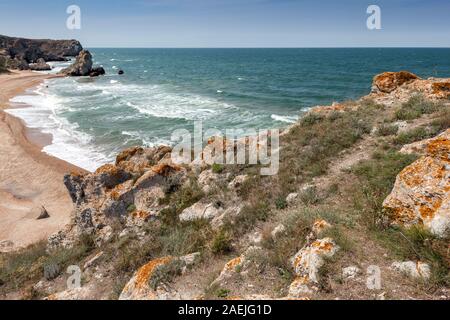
[29, 58, 51, 71]
[60, 50, 105, 77]
[0, 34, 82, 70]
[371, 71, 420, 94]
[383, 129, 450, 237]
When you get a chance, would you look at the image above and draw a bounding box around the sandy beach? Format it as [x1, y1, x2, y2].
[0, 71, 85, 252]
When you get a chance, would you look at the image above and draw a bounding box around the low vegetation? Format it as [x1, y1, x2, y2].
[394, 95, 442, 121]
[0, 56, 8, 73]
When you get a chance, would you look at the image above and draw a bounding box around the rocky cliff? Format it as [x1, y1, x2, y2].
[0, 35, 83, 70]
[1, 71, 449, 301]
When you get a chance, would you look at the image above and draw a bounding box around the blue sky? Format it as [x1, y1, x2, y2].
[0, 0, 449, 47]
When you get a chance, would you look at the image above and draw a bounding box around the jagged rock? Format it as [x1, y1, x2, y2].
[372, 71, 420, 93]
[52, 148, 186, 250]
[211, 256, 244, 286]
[211, 247, 261, 286]
[29, 58, 51, 71]
[6, 57, 29, 70]
[0, 34, 82, 70]
[288, 277, 313, 297]
[83, 251, 104, 270]
[61, 50, 92, 76]
[60, 50, 93, 76]
[432, 82, 450, 99]
[179, 252, 201, 267]
[45, 286, 94, 300]
[95, 225, 113, 246]
[271, 224, 286, 241]
[119, 253, 200, 300]
[119, 257, 173, 300]
[35, 206, 50, 220]
[383, 129, 450, 237]
[228, 175, 248, 190]
[179, 202, 223, 222]
[311, 219, 332, 237]
[249, 232, 263, 245]
[342, 266, 361, 280]
[291, 237, 339, 283]
[89, 67, 105, 77]
[391, 261, 431, 280]
[210, 205, 243, 230]
[286, 193, 298, 206]
[197, 169, 220, 193]
[306, 219, 332, 243]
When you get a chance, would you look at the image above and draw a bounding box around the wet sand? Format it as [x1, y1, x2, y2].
[0, 70, 85, 252]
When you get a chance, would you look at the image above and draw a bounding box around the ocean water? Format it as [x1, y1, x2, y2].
[7, 48, 450, 171]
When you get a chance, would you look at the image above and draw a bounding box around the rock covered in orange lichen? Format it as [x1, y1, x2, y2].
[312, 219, 332, 236]
[288, 276, 313, 297]
[383, 129, 450, 237]
[291, 237, 339, 283]
[115, 146, 144, 165]
[372, 71, 420, 93]
[432, 82, 450, 99]
[119, 256, 173, 300]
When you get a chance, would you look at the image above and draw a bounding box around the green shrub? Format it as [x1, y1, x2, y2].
[149, 259, 184, 290]
[393, 127, 431, 145]
[216, 288, 231, 298]
[126, 204, 136, 213]
[376, 123, 399, 136]
[212, 163, 225, 174]
[394, 95, 441, 120]
[275, 197, 288, 210]
[351, 150, 417, 228]
[0, 56, 8, 73]
[211, 230, 233, 255]
[299, 186, 322, 205]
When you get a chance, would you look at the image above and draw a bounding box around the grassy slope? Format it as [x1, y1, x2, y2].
[1, 94, 449, 300]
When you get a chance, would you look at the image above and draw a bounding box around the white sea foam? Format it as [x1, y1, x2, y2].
[7, 82, 110, 172]
[271, 114, 298, 124]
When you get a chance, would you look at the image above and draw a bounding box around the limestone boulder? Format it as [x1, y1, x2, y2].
[391, 261, 431, 280]
[291, 237, 339, 283]
[383, 129, 450, 237]
[372, 71, 420, 93]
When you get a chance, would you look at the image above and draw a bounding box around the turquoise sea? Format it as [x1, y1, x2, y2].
[7, 48, 450, 171]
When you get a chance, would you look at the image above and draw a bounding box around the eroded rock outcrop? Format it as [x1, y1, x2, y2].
[383, 129, 450, 238]
[119, 253, 200, 300]
[48, 146, 185, 250]
[372, 71, 420, 94]
[0, 34, 82, 69]
[60, 50, 96, 77]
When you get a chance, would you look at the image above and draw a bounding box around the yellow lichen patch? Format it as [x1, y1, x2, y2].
[432, 82, 450, 98]
[373, 71, 419, 93]
[131, 210, 152, 220]
[133, 257, 173, 290]
[426, 134, 450, 161]
[311, 238, 334, 252]
[151, 163, 181, 176]
[224, 257, 242, 272]
[418, 197, 443, 220]
[109, 182, 126, 200]
[312, 219, 331, 235]
[95, 164, 120, 175]
[116, 146, 144, 165]
[291, 276, 309, 285]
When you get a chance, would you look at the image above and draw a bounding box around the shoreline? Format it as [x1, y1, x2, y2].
[0, 70, 85, 252]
